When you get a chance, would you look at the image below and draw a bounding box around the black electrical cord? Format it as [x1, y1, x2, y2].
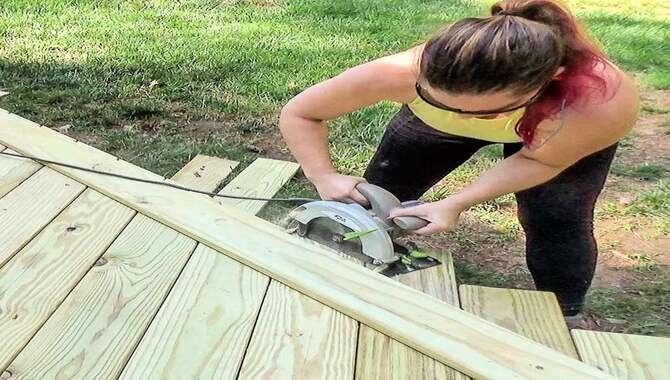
[0, 150, 317, 204]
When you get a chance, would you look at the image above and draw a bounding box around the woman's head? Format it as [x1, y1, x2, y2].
[419, 0, 615, 143]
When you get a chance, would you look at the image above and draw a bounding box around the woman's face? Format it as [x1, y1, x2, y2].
[419, 83, 541, 119]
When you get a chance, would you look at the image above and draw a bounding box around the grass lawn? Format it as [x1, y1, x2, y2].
[1, 0, 668, 335]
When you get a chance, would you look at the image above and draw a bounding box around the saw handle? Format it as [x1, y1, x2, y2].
[355, 183, 429, 231]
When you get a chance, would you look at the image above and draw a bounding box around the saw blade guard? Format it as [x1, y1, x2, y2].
[289, 201, 397, 264]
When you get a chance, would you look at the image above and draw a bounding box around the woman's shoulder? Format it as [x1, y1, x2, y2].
[358, 45, 423, 103]
[563, 63, 639, 137]
[577, 63, 638, 122]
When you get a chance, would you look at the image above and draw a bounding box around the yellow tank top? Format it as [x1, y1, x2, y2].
[407, 96, 525, 143]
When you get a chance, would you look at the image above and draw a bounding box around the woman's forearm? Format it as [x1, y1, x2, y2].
[448, 152, 564, 210]
[279, 111, 335, 180]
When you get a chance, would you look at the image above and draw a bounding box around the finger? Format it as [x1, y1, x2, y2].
[338, 196, 357, 204]
[413, 224, 442, 235]
[350, 188, 370, 206]
[388, 204, 428, 218]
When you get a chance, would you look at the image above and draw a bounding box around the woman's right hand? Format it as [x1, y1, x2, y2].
[310, 173, 369, 205]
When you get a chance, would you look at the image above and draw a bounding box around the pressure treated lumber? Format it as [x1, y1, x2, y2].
[0, 189, 134, 369]
[171, 154, 238, 191]
[460, 285, 578, 358]
[357, 252, 468, 380]
[6, 214, 197, 379]
[230, 159, 357, 380]
[9, 156, 229, 379]
[0, 149, 41, 198]
[0, 110, 615, 380]
[0, 167, 85, 268]
[239, 240, 361, 380]
[120, 158, 271, 380]
[216, 157, 299, 214]
[357, 325, 468, 380]
[120, 244, 268, 380]
[239, 282, 358, 380]
[572, 330, 670, 380]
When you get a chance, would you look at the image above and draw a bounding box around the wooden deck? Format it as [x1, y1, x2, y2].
[0, 108, 668, 379]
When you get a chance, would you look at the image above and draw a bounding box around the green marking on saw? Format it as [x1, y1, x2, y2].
[343, 228, 378, 241]
[409, 250, 429, 259]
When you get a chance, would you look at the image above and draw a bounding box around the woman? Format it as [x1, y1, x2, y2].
[279, 0, 639, 318]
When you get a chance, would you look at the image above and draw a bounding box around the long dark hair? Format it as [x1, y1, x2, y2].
[420, 0, 618, 145]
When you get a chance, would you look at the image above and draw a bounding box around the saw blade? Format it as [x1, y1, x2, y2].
[299, 217, 373, 264]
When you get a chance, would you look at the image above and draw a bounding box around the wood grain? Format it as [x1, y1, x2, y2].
[0, 167, 85, 268]
[572, 330, 670, 380]
[217, 157, 299, 214]
[357, 252, 468, 380]
[0, 189, 135, 369]
[6, 214, 197, 379]
[0, 149, 41, 198]
[0, 110, 615, 380]
[357, 324, 467, 380]
[234, 157, 358, 380]
[460, 285, 578, 358]
[239, 282, 358, 380]
[171, 154, 238, 191]
[120, 157, 270, 380]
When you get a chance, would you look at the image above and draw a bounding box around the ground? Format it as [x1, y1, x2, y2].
[0, 0, 668, 336]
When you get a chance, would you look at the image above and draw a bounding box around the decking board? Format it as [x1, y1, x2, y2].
[0, 149, 41, 198]
[0, 110, 615, 380]
[572, 330, 670, 380]
[0, 189, 135, 370]
[120, 157, 271, 380]
[0, 167, 85, 269]
[239, 282, 358, 380]
[459, 285, 578, 358]
[216, 158, 299, 214]
[170, 154, 238, 192]
[6, 214, 197, 379]
[356, 252, 468, 380]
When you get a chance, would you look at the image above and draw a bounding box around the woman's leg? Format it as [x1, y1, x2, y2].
[365, 106, 490, 201]
[503, 143, 618, 315]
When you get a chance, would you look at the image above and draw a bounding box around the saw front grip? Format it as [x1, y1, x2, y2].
[355, 183, 428, 231]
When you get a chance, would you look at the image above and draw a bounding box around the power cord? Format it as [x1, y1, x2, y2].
[0, 150, 317, 204]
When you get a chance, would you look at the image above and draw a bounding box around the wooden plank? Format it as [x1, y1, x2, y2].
[120, 158, 271, 380]
[217, 157, 299, 214]
[120, 245, 268, 380]
[357, 252, 467, 380]
[239, 282, 358, 380]
[0, 189, 135, 369]
[0, 167, 85, 268]
[7, 154, 230, 378]
[235, 158, 358, 380]
[0, 149, 42, 199]
[357, 325, 468, 380]
[572, 330, 670, 380]
[397, 255, 459, 305]
[0, 110, 615, 380]
[459, 285, 578, 358]
[5, 214, 197, 379]
[171, 154, 238, 191]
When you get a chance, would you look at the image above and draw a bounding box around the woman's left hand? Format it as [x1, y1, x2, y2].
[388, 198, 467, 235]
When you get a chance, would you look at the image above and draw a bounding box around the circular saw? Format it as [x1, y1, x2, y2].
[288, 183, 441, 276]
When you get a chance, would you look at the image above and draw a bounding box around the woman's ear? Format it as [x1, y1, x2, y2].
[553, 66, 566, 79]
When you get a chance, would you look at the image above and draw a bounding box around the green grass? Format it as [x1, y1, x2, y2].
[611, 163, 667, 180]
[586, 281, 670, 335]
[1, 0, 668, 175]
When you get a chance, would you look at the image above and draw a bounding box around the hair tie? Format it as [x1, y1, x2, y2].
[497, 10, 515, 16]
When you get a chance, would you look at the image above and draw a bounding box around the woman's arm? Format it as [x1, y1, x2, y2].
[279, 48, 419, 202]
